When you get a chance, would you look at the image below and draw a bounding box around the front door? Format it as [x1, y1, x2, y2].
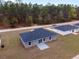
[38, 39, 42, 43]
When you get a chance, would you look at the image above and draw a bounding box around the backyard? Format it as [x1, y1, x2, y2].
[0, 29, 79, 59]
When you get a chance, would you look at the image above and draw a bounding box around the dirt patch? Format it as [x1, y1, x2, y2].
[0, 30, 79, 59]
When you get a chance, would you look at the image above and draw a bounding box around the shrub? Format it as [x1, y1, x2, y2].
[8, 17, 18, 28]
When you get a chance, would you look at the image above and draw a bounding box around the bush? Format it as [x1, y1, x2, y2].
[8, 17, 18, 28]
[1, 44, 5, 48]
[26, 16, 33, 26]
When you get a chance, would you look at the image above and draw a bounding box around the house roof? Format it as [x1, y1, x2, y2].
[20, 28, 57, 42]
[54, 25, 79, 31]
[74, 23, 79, 26]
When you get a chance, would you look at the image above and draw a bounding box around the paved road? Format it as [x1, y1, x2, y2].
[0, 20, 79, 33]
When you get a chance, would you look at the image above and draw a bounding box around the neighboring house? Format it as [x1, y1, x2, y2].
[47, 25, 79, 35]
[20, 28, 57, 48]
[73, 23, 79, 27]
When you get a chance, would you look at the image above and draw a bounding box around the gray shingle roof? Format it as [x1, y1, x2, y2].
[74, 23, 79, 26]
[20, 28, 57, 42]
[54, 25, 79, 31]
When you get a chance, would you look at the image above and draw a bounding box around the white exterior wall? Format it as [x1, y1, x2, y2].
[51, 35, 57, 41]
[44, 37, 50, 42]
[73, 28, 79, 32]
[46, 28, 79, 36]
[33, 36, 57, 45]
[63, 30, 72, 35]
[20, 37, 36, 48]
[63, 28, 79, 35]
[24, 41, 36, 48]
[20, 35, 57, 48]
[20, 37, 27, 48]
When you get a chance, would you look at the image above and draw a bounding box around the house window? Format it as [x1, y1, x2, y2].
[72, 30, 74, 32]
[49, 36, 51, 40]
[28, 42, 31, 45]
[43, 38, 45, 41]
[38, 39, 42, 43]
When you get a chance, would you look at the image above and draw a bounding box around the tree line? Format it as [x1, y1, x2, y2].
[0, 1, 79, 28]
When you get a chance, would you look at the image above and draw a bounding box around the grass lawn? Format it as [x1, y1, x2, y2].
[0, 30, 79, 59]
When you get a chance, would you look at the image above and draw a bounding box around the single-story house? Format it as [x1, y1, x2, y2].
[73, 23, 79, 27]
[20, 28, 57, 48]
[46, 25, 79, 35]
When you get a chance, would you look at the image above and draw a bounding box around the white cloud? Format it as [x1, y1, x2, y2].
[4, 0, 16, 2]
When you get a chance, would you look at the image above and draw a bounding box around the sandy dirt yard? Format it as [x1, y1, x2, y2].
[0, 29, 79, 59]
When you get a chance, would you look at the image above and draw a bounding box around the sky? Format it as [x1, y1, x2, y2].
[4, 0, 79, 6]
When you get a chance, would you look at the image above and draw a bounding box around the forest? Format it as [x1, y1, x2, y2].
[0, 0, 79, 28]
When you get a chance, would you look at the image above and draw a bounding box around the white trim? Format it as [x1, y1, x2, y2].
[20, 35, 57, 48]
[46, 28, 79, 36]
[20, 36, 27, 48]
